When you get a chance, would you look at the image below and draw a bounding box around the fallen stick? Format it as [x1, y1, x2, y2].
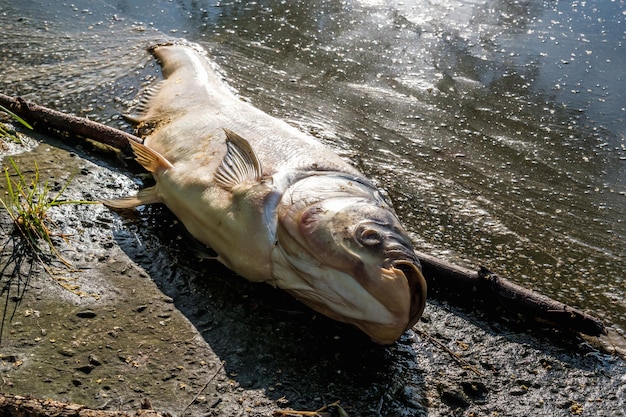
[415, 251, 606, 336]
[0, 392, 169, 417]
[0, 93, 141, 150]
[0, 93, 607, 337]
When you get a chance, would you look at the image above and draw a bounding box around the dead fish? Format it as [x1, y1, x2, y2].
[104, 42, 427, 344]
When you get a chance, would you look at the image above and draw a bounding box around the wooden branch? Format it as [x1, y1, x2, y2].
[415, 251, 606, 336]
[0, 93, 607, 337]
[0, 393, 169, 417]
[0, 93, 141, 150]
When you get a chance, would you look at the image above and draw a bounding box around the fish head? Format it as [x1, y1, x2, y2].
[273, 174, 427, 344]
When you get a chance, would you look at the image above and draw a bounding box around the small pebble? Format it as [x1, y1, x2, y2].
[88, 354, 102, 366]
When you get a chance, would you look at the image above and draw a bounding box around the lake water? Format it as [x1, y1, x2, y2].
[1, 0, 624, 334]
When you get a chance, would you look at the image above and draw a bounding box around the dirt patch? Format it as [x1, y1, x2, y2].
[1, 133, 625, 417]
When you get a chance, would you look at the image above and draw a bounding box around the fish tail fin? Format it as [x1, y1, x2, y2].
[101, 186, 160, 209]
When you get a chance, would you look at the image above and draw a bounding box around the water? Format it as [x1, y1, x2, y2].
[1, 0, 624, 333]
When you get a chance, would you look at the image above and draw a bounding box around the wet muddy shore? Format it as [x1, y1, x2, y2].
[1, 132, 624, 417]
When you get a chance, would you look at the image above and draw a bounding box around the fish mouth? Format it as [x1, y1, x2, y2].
[272, 241, 428, 344]
[392, 260, 428, 330]
[356, 258, 427, 345]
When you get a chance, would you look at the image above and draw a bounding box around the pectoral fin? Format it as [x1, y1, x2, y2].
[214, 128, 263, 190]
[102, 186, 161, 208]
[129, 140, 174, 173]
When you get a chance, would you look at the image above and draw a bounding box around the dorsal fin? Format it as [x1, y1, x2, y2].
[129, 140, 174, 173]
[123, 80, 166, 124]
[214, 129, 263, 190]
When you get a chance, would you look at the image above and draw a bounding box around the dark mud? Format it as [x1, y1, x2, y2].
[1, 131, 624, 417]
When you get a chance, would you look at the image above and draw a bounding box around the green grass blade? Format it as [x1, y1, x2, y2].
[0, 104, 33, 130]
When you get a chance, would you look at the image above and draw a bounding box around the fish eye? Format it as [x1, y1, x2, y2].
[357, 226, 382, 246]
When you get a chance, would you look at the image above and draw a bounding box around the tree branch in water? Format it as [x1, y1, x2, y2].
[415, 251, 606, 336]
[0, 93, 141, 150]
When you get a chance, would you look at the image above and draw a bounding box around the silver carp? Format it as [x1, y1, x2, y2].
[105, 43, 427, 344]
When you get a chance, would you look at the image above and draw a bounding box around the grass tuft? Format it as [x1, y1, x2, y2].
[0, 157, 99, 295]
[2, 158, 72, 265]
[1, 104, 98, 297]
